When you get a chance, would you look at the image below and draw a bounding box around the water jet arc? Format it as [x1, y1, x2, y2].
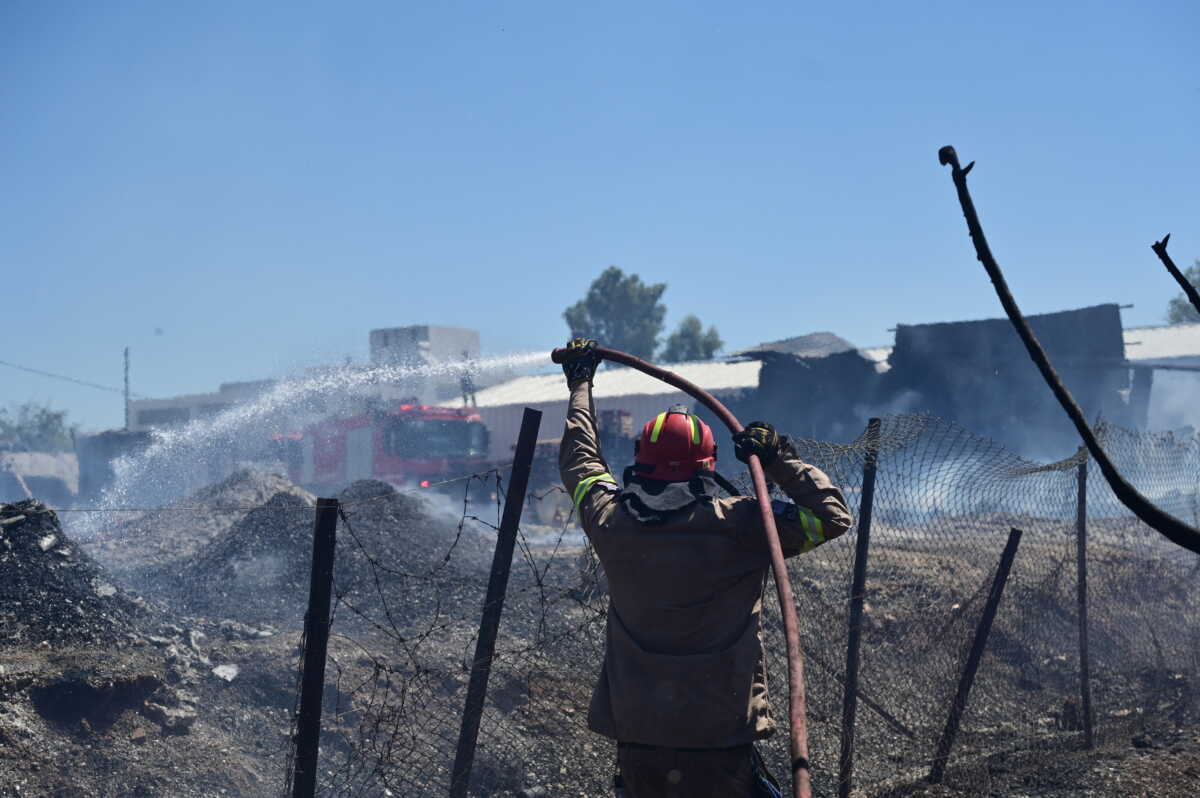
[550, 345, 813, 798]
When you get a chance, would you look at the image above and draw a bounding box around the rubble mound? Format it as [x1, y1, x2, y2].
[337, 477, 397, 503]
[179, 491, 318, 620]
[84, 469, 315, 575]
[188, 468, 314, 509]
[0, 500, 141, 647]
[325, 479, 498, 637]
[162, 479, 495, 624]
[334, 479, 493, 578]
[122, 476, 495, 628]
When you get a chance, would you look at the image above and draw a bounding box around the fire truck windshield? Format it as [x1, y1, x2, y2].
[383, 417, 489, 459]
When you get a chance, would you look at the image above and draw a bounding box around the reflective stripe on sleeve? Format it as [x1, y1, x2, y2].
[797, 508, 826, 546]
[573, 472, 617, 510]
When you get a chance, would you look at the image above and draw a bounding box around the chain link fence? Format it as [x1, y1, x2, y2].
[9, 411, 1195, 796]
[293, 413, 1199, 797]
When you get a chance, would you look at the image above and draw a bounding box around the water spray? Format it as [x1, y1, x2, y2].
[76, 351, 548, 534]
[550, 344, 813, 798]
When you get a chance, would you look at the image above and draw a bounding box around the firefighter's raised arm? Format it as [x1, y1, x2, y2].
[556, 339, 618, 525]
[733, 421, 853, 556]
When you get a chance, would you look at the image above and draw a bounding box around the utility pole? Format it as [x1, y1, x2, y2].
[123, 347, 130, 431]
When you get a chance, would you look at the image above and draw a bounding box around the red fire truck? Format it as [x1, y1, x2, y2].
[279, 402, 491, 495]
[275, 403, 635, 524]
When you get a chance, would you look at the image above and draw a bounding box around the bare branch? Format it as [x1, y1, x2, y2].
[1152, 233, 1200, 319]
[937, 145, 1200, 557]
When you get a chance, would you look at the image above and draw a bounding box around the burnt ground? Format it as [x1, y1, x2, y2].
[866, 723, 1200, 797]
[0, 474, 504, 798]
[1, 474, 1197, 797]
[0, 492, 312, 798]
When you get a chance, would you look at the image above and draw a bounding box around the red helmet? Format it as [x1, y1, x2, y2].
[633, 404, 716, 481]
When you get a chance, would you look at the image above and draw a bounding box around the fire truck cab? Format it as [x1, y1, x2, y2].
[289, 402, 490, 494]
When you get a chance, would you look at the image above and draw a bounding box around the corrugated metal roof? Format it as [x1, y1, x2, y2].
[1124, 323, 1200, 364]
[472, 359, 761, 408]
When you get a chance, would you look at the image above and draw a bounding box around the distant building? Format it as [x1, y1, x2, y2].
[1123, 322, 1200, 432]
[128, 380, 276, 432]
[127, 325, 483, 432]
[75, 429, 152, 500]
[369, 325, 480, 366]
[472, 305, 1164, 463]
[876, 304, 1131, 457]
[860, 320, 1200, 436]
[731, 332, 884, 442]
[369, 325, 481, 405]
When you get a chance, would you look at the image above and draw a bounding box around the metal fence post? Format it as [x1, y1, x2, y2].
[1076, 456, 1095, 748]
[291, 497, 340, 798]
[450, 407, 543, 797]
[929, 527, 1023, 784]
[838, 417, 881, 798]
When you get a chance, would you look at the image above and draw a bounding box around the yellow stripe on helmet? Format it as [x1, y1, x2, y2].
[648, 412, 668, 443]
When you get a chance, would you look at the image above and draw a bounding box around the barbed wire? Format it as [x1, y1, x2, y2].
[295, 414, 1200, 796]
[5, 412, 1196, 796]
[7, 464, 515, 516]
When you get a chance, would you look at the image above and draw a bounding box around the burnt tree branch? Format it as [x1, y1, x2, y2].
[1152, 233, 1200, 318]
[937, 145, 1200, 557]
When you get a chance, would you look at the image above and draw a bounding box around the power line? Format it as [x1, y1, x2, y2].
[0, 357, 145, 398]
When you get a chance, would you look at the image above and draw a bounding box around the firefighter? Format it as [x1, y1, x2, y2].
[557, 338, 853, 798]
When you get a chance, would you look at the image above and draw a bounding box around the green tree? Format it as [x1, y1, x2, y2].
[563, 266, 667, 361]
[1166, 260, 1200, 324]
[660, 314, 724, 362]
[0, 402, 75, 452]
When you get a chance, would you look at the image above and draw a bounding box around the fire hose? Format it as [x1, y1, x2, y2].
[551, 345, 813, 798]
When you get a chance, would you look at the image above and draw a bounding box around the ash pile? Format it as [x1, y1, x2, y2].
[0, 500, 142, 648]
[88, 469, 315, 576]
[163, 478, 493, 626]
[334, 478, 493, 580]
[175, 491, 317, 621]
[0, 495, 303, 797]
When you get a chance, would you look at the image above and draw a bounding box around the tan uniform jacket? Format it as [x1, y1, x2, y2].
[559, 382, 853, 748]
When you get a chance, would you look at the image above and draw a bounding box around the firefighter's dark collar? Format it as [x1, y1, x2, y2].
[617, 468, 740, 525]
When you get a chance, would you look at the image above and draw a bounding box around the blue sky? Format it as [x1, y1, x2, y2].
[3, 0, 1197, 431]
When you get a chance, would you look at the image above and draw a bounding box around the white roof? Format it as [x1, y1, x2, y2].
[1124, 323, 1200, 364]
[473, 359, 761, 408]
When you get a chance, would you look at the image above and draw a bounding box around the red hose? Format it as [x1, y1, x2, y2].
[551, 346, 812, 798]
